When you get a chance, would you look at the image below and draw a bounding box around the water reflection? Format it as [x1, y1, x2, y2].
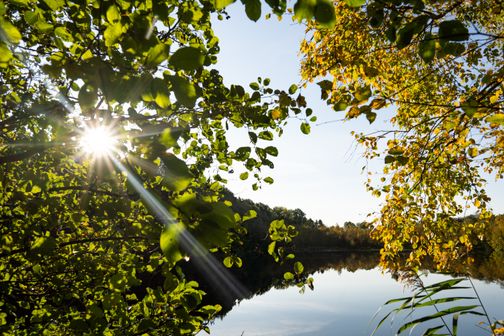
[193, 252, 504, 336]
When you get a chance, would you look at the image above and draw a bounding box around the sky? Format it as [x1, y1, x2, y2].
[210, 3, 503, 226]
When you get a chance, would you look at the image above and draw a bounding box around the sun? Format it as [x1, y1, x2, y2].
[79, 125, 118, 157]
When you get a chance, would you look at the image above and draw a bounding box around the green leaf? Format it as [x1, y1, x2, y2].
[300, 122, 311, 134]
[366, 111, 377, 124]
[264, 177, 274, 184]
[146, 43, 170, 67]
[0, 43, 12, 65]
[54, 27, 73, 41]
[268, 241, 276, 255]
[160, 153, 193, 191]
[384, 155, 395, 164]
[78, 85, 97, 110]
[160, 223, 184, 264]
[106, 5, 121, 23]
[0, 20, 22, 44]
[344, 0, 365, 7]
[397, 305, 480, 334]
[396, 25, 414, 49]
[294, 261, 304, 274]
[419, 34, 436, 63]
[170, 47, 205, 71]
[43, 0, 64, 10]
[151, 78, 171, 109]
[293, 0, 316, 22]
[249, 82, 260, 90]
[486, 113, 504, 125]
[265, 146, 278, 157]
[443, 42, 465, 57]
[169, 75, 198, 108]
[314, 0, 336, 27]
[289, 84, 298, 94]
[284, 272, 294, 280]
[160, 127, 184, 148]
[244, 0, 261, 21]
[439, 20, 469, 41]
[258, 130, 273, 140]
[461, 99, 478, 117]
[214, 0, 235, 9]
[104, 23, 123, 47]
[223, 256, 233, 268]
[354, 86, 372, 102]
[31, 236, 57, 254]
[239, 172, 249, 180]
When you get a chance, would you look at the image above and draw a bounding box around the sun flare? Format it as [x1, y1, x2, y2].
[79, 126, 118, 157]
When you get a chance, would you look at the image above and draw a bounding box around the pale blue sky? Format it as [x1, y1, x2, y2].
[211, 3, 503, 226]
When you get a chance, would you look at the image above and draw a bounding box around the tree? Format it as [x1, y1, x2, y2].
[299, 0, 504, 269]
[0, 0, 336, 333]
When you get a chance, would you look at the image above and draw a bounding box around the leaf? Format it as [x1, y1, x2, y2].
[293, 0, 316, 22]
[0, 44, 12, 65]
[396, 25, 414, 49]
[146, 43, 170, 67]
[43, 0, 64, 10]
[239, 172, 249, 180]
[419, 34, 436, 63]
[104, 23, 123, 47]
[284, 272, 294, 280]
[314, 0, 336, 27]
[106, 5, 121, 23]
[223, 256, 233, 268]
[244, 0, 261, 21]
[0, 20, 22, 44]
[258, 130, 273, 140]
[265, 146, 278, 156]
[486, 113, 504, 125]
[462, 99, 478, 117]
[397, 305, 480, 334]
[31, 236, 57, 254]
[366, 111, 377, 124]
[151, 78, 171, 109]
[169, 75, 198, 107]
[264, 177, 274, 184]
[160, 127, 184, 148]
[159, 153, 193, 191]
[384, 155, 395, 164]
[54, 27, 73, 42]
[294, 261, 304, 274]
[354, 86, 372, 102]
[439, 20, 469, 41]
[170, 47, 205, 71]
[160, 223, 184, 264]
[289, 84, 298, 94]
[249, 82, 260, 90]
[214, 0, 235, 9]
[344, 0, 365, 7]
[300, 122, 311, 134]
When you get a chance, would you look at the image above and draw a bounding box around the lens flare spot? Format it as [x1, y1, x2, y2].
[80, 126, 117, 157]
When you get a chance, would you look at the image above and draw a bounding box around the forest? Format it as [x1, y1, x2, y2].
[0, 0, 503, 335]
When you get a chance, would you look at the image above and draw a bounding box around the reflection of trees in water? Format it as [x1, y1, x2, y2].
[189, 251, 504, 318]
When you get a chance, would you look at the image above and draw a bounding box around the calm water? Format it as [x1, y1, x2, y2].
[201, 259, 504, 336]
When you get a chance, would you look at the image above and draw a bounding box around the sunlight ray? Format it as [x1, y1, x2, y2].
[110, 156, 250, 304]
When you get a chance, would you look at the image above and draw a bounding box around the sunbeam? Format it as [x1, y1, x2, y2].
[79, 125, 118, 157]
[110, 156, 250, 305]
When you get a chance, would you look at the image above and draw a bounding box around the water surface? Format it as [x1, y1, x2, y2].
[201, 254, 504, 336]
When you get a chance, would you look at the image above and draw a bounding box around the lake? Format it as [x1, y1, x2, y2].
[198, 253, 504, 336]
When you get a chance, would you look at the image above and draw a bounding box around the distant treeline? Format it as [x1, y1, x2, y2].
[226, 190, 504, 257]
[224, 190, 382, 257]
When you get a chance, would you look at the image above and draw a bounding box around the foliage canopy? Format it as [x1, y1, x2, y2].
[300, 0, 504, 269]
[0, 0, 331, 333]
